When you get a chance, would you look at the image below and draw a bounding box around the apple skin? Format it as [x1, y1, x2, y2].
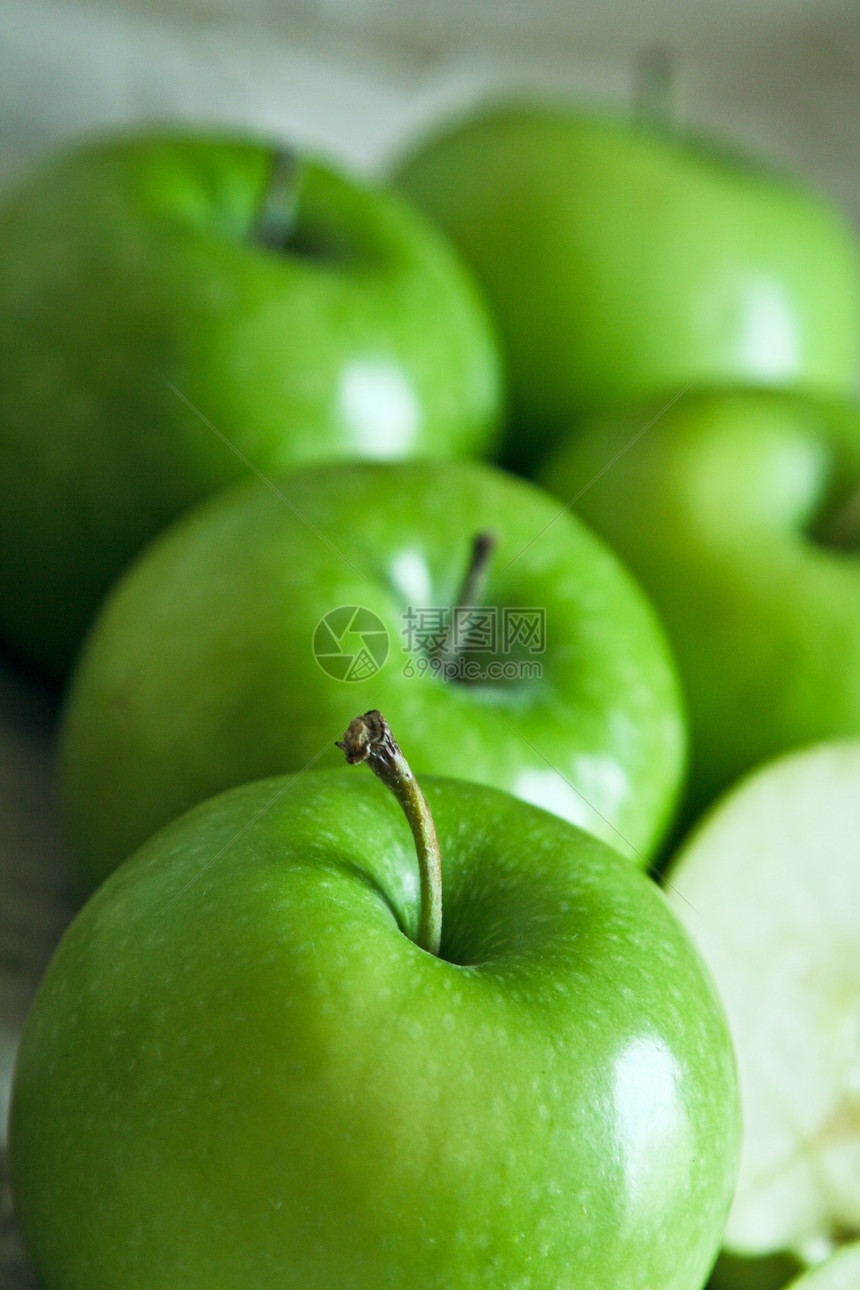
[783, 1244, 860, 1290]
[0, 134, 503, 677]
[540, 388, 860, 815]
[58, 458, 686, 890]
[9, 769, 740, 1290]
[395, 106, 860, 467]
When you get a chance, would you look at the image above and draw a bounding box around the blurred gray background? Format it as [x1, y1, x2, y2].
[0, 0, 859, 217]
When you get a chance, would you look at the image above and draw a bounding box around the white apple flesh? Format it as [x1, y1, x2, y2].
[666, 743, 860, 1261]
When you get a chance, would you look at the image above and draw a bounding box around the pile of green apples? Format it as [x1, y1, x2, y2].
[3, 96, 860, 1290]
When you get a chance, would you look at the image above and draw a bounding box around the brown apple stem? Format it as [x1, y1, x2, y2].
[337, 711, 442, 957]
[453, 532, 497, 617]
[435, 531, 497, 669]
[816, 483, 860, 549]
[634, 45, 678, 132]
[256, 147, 300, 250]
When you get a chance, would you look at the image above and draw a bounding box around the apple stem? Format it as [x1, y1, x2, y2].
[256, 147, 300, 250]
[435, 531, 497, 670]
[634, 45, 679, 133]
[337, 711, 442, 957]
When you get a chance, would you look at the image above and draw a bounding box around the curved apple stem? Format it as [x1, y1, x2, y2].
[337, 711, 442, 956]
[434, 531, 497, 672]
[256, 147, 300, 250]
[634, 45, 679, 133]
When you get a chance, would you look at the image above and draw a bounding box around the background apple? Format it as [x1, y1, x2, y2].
[395, 105, 860, 468]
[0, 133, 503, 677]
[541, 388, 860, 816]
[782, 1244, 860, 1290]
[665, 742, 860, 1268]
[59, 457, 686, 889]
[10, 754, 739, 1289]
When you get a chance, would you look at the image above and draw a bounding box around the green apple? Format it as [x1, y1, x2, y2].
[59, 458, 686, 890]
[540, 388, 860, 815]
[665, 742, 860, 1264]
[0, 133, 503, 677]
[10, 713, 739, 1290]
[395, 105, 860, 467]
[784, 1244, 860, 1290]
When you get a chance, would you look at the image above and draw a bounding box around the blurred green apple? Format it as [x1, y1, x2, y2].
[11, 720, 738, 1289]
[541, 388, 860, 814]
[396, 105, 860, 467]
[59, 458, 685, 889]
[0, 134, 503, 675]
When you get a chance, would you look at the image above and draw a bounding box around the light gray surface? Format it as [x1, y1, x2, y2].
[0, 0, 859, 221]
[0, 3, 857, 1284]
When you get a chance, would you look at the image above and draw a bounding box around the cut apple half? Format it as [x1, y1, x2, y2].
[666, 742, 860, 1262]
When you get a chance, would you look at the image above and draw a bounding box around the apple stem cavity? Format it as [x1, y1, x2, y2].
[337, 711, 443, 956]
[634, 45, 679, 133]
[256, 147, 300, 251]
[814, 483, 860, 550]
[434, 531, 497, 672]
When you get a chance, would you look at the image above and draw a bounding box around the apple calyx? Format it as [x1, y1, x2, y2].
[256, 147, 300, 251]
[434, 530, 497, 672]
[337, 710, 443, 956]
